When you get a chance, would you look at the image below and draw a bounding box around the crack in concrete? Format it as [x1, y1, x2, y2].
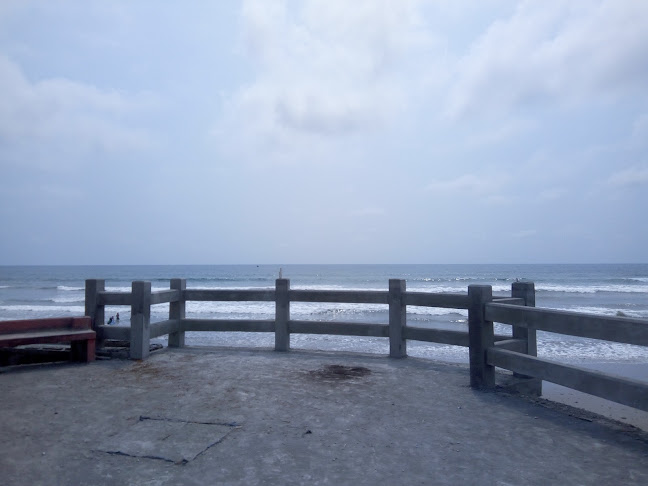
[139, 415, 241, 427]
[192, 429, 237, 462]
[98, 449, 185, 465]
[93, 416, 242, 465]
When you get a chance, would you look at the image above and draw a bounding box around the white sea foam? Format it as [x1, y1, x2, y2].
[192, 285, 275, 291]
[51, 296, 84, 304]
[0, 305, 85, 313]
[174, 331, 648, 364]
[407, 307, 468, 317]
[538, 339, 648, 363]
[537, 283, 648, 293]
[57, 285, 84, 291]
[549, 306, 648, 319]
[185, 301, 273, 316]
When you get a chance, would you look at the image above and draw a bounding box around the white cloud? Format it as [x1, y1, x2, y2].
[511, 229, 537, 238]
[215, 0, 437, 162]
[0, 55, 156, 163]
[538, 188, 566, 201]
[446, 0, 648, 119]
[426, 173, 509, 197]
[631, 113, 648, 146]
[349, 207, 386, 217]
[465, 117, 535, 146]
[608, 166, 648, 187]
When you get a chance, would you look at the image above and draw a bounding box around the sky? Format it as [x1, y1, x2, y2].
[1, 0, 647, 265]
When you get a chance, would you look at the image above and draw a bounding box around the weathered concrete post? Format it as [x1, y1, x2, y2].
[512, 281, 542, 395]
[130, 281, 151, 360]
[468, 285, 495, 389]
[85, 279, 105, 348]
[168, 278, 186, 348]
[389, 279, 407, 358]
[275, 278, 290, 352]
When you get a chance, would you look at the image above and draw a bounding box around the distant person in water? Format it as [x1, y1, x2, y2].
[116, 313, 120, 323]
[107, 316, 114, 325]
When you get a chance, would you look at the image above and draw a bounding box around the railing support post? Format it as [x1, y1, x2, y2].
[275, 278, 290, 352]
[511, 281, 542, 395]
[85, 279, 105, 348]
[168, 278, 186, 348]
[130, 281, 151, 360]
[468, 285, 495, 389]
[389, 279, 407, 358]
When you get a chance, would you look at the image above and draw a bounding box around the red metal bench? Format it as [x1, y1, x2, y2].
[0, 317, 96, 363]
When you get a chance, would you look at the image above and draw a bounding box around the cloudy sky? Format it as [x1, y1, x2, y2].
[1, 0, 647, 265]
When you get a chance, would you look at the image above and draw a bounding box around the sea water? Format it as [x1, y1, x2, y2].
[1, 264, 647, 364]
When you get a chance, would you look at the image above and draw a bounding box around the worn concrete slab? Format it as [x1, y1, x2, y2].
[96, 416, 237, 464]
[1, 347, 647, 485]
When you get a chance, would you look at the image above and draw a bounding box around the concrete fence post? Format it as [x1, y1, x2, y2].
[468, 285, 495, 389]
[511, 281, 542, 395]
[275, 278, 290, 352]
[168, 278, 186, 348]
[389, 279, 407, 358]
[85, 279, 105, 348]
[130, 281, 151, 360]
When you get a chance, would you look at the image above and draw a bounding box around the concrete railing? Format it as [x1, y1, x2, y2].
[85, 278, 648, 411]
[485, 298, 648, 411]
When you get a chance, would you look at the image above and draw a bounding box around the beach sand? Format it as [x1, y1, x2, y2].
[541, 362, 648, 431]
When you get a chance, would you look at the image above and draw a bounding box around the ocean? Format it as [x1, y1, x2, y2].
[1, 264, 647, 364]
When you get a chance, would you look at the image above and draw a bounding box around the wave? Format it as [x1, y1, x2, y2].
[55, 281, 648, 295]
[189, 276, 272, 282]
[57, 285, 173, 293]
[50, 296, 85, 304]
[104, 286, 170, 293]
[548, 306, 648, 319]
[537, 284, 648, 294]
[57, 285, 84, 291]
[176, 331, 648, 363]
[192, 285, 275, 291]
[412, 277, 477, 282]
[0, 305, 86, 313]
[537, 340, 648, 363]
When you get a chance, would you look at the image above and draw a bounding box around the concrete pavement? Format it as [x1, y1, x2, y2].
[2, 347, 647, 485]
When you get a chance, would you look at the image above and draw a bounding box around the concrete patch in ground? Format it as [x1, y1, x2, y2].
[95, 416, 239, 464]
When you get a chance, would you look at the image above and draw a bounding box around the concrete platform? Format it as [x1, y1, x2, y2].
[2, 347, 647, 485]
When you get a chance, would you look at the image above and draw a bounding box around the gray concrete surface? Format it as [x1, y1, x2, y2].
[1, 347, 647, 485]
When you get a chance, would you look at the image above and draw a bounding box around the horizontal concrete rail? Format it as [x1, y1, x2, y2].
[491, 297, 525, 304]
[487, 347, 648, 411]
[184, 289, 275, 302]
[98, 292, 132, 306]
[289, 290, 389, 304]
[150, 320, 181, 339]
[405, 292, 470, 309]
[493, 338, 527, 353]
[485, 303, 648, 346]
[98, 325, 130, 341]
[85, 278, 648, 411]
[150, 290, 181, 305]
[289, 320, 388, 337]
[181, 318, 275, 333]
[405, 327, 469, 346]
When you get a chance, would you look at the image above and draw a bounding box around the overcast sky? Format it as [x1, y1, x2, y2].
[1, 0, 647, 265]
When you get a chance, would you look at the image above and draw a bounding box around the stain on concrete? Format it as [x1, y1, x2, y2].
[306, 364, 371, 381]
